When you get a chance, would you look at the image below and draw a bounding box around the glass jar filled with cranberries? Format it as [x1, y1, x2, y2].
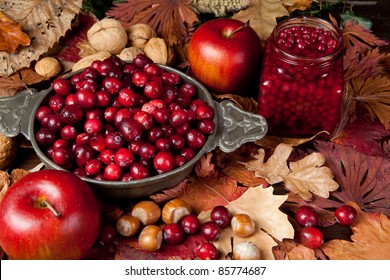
[257, 17, 344, 137]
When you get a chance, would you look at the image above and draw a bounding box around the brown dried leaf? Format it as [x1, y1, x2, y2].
[284, 0, 314, 13]
[195, 152, 216, 177]
[0, 68, 46, 97]
[149, 179, 188, 204]
[0, 11, 30, 53]
[322, 202, 390, 260]
[106, 0, 198, 46]
[199, 186, 294, 260]
[255, 131, 330, 149]
[346, 76, 390, 129]
[233, 0, 291, 43]
[272, 238, 317, 260]
[0, 0, 83, 77]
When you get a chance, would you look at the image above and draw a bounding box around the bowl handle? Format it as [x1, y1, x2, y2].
[0, 88, 46, 139]
[208, 100, 268, 153]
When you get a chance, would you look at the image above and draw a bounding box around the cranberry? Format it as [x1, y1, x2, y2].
[201, 221, 220, 241]
[185, 129, 205, 150]
[180, 214, 200, 235]
[74, 144, 95, 167]
[105, 132, 125, 150]
[104, 163, 122, 181]
[163, 223, 185, 245]
[299, 227, 323, 249]
[129, 162, 150, 180]
[104, 106, 119, 123]
[146, 126, 164, 143]
[133, 111, 154, 130]
[65, 94, 77, 105]
[153, 108, 169, 124]
[175, 122, 190, 135]
[99, 58, 116, 76]
[76, 132, 91, 146]
[35, 106, 52, 122]
[85, 159, 104, 176]
[174, 155, 186, 167]
[144, 81, 163, 100]
[180, 83, 197, 98]
[96, 90, 112, 108]
[84, 119, 102, 134]
[162, 86, 178, 104]
[118, 88, 138, 107]
[47, 114, 63, 133]
[170, 134, 185, 150]
[153, 150, 175, 174]
[89, 134, 106, 152]
[132, 54, 153, 69]
[97, 224, 117, 248]
[195, 104, 214, 120]
[197, 119, 215, 135]
[170, 108, 188, 127]
[335, 205, 357, 226]
[180, 147, 196, 162]
[52, 78, 73, 96]
[132, 70, 149, 87]
[60, 125, 78, 142]
[196, 242, 219, 260]
[210, 205, 231, 228]
[80, 67, 101, 81]
[144, 63, 163, 76]
[114, 108, 134, 128]
[139, 143, 156, 160]
[119, 118, 142, 142]
[53, 139, 69, 150]
[295, 206, 319, 227]
[102, 77, 122, 94]
[161, 72, 181, 87]
[155, 138, 171, 150]
[114, 148, 134, 168]
[98, 149, 115, 165]
[60, 104, 84, 125]
[49, 95, 65, 113]
[52, 146, 73, 168]
[79, 79, 98, 92]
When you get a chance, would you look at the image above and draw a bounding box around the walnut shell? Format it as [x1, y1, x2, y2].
[0, 133, 18, 169]
[143, 37, 175, 65]
[87, 18, 128, 55]
[117, 47, 144, 62]
[127, 23, 157, 49]
[34, 57, 61, 78]
[72, 51, 112, 72]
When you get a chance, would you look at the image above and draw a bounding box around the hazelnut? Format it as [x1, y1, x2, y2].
[0, 133, 18, 169]
[138, 225, 163, 251]
[233, 241, 261, 260]
[116, 214, 140, 237]
[117, 47, 144, 62]
[72, 51, 111, 72]
[162, 198, 191, 224]
[34, 57, 61, 78]
[231, 213, 255, 237]
[127, 23, 156, 49]
[131, 200, 161, 225]
[87, 18, 128, 55]
[143, 37, 175, 65]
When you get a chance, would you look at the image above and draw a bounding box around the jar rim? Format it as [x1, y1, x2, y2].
[270, 16, 344, 64]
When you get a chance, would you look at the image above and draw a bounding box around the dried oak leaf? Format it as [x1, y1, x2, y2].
[0, 0, 83, 77]
[198, 186, 294, 260]
[0, 11, 30, 53]
[195, 152, 216, 178]
[244, 143, 339, 201]
[314, 141, 390, 217]
[106, 0, 198, 46]
[272, 238, 317, 260]
[232, 0, 292, 42]
[149, 179, 188, 204]
[346, 76, 390, 129]
[322, 201, 390, 260]
[0, 68, 46, 97]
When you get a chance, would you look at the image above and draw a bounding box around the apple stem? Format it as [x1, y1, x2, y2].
[227, 20, 251, 38]
[41, 200, 61, 217]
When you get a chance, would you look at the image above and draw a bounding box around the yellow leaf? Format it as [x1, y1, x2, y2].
[0, 11, 30, 53]
[233, 0, 291, 43]
[199, 186, 294, 260]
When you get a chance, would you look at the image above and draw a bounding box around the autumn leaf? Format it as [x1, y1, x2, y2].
[284, 0, 314, 13]
[199, 186, 294, 260]
[233, 0, 292, 43]
[149, 180, 188, 204]
[314, 141, 390, 217]
[0, 0, 83, 77]
[272, 238, 318, 260]
[346, 76, 390, 129]
[244, 143, 339, 201]
[106, 0, 198, 46]
[0, 11, 30, 53]
[322, 202, 390, 260]
[195, 152, 216, 177]
[0, 68, 46, 97]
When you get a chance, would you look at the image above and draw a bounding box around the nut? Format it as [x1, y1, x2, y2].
[117, 47, 144, 62]
[162, 198, 191, 224]
[34, 57, 61, 78]
[233, 241, 261, 260]
[87, 18, 128, 55]
[0, 133, 18, 169]
[143, 37, 175, 65]
[72, 51, 111, 72]
[131, 200, 161, 225]
[116, 214, 140, 237]
[138, 225, 163, 251]
[231, 213, 255, 237]
[127, 23, 156, 49]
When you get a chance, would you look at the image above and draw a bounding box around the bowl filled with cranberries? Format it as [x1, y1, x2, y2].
[0, 55, 267, 200]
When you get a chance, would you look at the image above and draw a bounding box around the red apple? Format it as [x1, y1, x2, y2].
[188, 18, 262, 94]
[0, 169, 101, 259]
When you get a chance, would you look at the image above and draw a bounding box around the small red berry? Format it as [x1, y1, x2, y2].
[196, 242, 219, 260]
[335, 204, 357, 226]
[295, 206, 319, 227]
[299, 227, 323, 249]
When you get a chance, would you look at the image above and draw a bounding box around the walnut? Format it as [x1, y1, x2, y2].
[127, 23, 157, 49]
[143, 37, 175, 66]
[87, 18, 128, 55]
[0, 133, 18, 170]
[117, 47, 144, 62]
[72, 51, 111, 72]
[34, 57, 62, 78]
[191, 0, 250, 17]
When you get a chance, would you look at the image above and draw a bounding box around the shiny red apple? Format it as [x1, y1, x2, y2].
[0, 169, 101, 259]
[188, 18, 262, 94]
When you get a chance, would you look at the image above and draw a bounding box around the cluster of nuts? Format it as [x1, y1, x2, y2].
[0, 133, 18, 170]
[73, 18, 174, 72]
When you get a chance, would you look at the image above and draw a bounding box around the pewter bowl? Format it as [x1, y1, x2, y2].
[0, 65, 267, 200]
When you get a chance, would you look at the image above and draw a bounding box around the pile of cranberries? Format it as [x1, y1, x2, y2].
[258, 21, 344, 136]
[295, 204, 357, 249]
[34, 54, 215, 182]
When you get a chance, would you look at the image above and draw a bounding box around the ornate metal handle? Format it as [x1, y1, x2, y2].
[208, 100, 268, 153]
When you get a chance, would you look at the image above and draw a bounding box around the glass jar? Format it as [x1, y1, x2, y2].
[257, 17, 344, 137]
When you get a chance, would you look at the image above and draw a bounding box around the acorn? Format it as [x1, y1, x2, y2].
[233, 241, 261, 260]
[231, 213, 255, 237]
[131, 200, 161, 225]
[162, 198, 191, 224]
[138, 225, 163, 251]
[116, 214, 140, 237]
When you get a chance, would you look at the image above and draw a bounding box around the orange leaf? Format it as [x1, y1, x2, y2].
[0, 11, 30, 53]
[0, 68, 46, 97]
[322, 201, 390, 260]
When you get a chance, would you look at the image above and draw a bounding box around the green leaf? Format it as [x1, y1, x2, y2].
[341, 10, 372, 30]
